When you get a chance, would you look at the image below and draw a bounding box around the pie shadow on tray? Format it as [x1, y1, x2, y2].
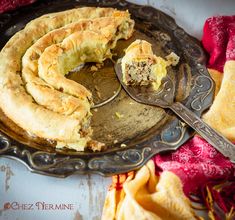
[0, 0, 214, 177]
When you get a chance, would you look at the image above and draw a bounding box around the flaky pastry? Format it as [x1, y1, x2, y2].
[0, 7, 134, 151]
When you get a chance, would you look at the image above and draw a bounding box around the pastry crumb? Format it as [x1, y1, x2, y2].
[113, 139, 118, 144]
[165, 52, 180, 66]
[96, 63, 103, 68]
[88, 140, 106, 151]
[115, 112, 124, 119]
[120, 143, 127, 148]
[129, 102, 134, 105]
[97, 91, 102, 99]
[91, 65, 98, 71]
[93, 108, 98, 112]
[95, 85, 102, 99]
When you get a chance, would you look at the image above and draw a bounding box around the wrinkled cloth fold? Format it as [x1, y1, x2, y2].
[202, 16, 235, 140]
[154, 135, 235, 196]
[202, 15, 235, 72]
[102, 161, 197, 220]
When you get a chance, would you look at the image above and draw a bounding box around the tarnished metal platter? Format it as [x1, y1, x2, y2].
[0, 0, 214, 177]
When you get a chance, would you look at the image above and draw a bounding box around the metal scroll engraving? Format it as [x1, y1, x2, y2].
[171, 102, 235, 162]
[135, 77, 175, 107]
[88, 147, 152, 173]
[189, 75, 213, 112]
[0, 0, 214, 176]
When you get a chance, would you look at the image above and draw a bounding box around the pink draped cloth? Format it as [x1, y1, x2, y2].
[0, 0, 36, 14]
[202, 15, 235, 72]
[154, 136, 235, 196]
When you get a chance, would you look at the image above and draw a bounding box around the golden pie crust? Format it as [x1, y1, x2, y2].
[0, 7, 134, 151]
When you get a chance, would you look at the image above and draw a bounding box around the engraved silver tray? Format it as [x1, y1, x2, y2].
[0, 0, 214, 177]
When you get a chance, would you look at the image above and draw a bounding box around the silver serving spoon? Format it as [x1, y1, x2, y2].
[115, 60, 235, 163]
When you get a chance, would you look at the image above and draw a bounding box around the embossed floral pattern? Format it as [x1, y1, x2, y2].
[202, 15, 235, 72]
[153, 136, 235, 196]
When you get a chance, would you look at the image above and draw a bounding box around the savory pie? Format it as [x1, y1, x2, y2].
[0, 7, 134, 151]
[121, 40, 179, 90]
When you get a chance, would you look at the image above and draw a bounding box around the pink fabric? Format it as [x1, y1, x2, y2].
[153, 135, 235, 218]
[0, 0, 36, 14]
[153, 136, 235, 196]
[202, 15, 235, 72]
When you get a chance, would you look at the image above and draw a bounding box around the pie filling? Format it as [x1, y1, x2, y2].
[122, 40, 180, 90]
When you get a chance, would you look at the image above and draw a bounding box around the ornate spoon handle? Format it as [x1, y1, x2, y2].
[170, 102, 235, 163]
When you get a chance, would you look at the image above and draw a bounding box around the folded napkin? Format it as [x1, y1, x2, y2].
[202, 16, 235, 72]
[154, 136, 235, 220]
[102, 15, 235, 220]
[102, 161, 197, 220]
[154, 136, 234, 197]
